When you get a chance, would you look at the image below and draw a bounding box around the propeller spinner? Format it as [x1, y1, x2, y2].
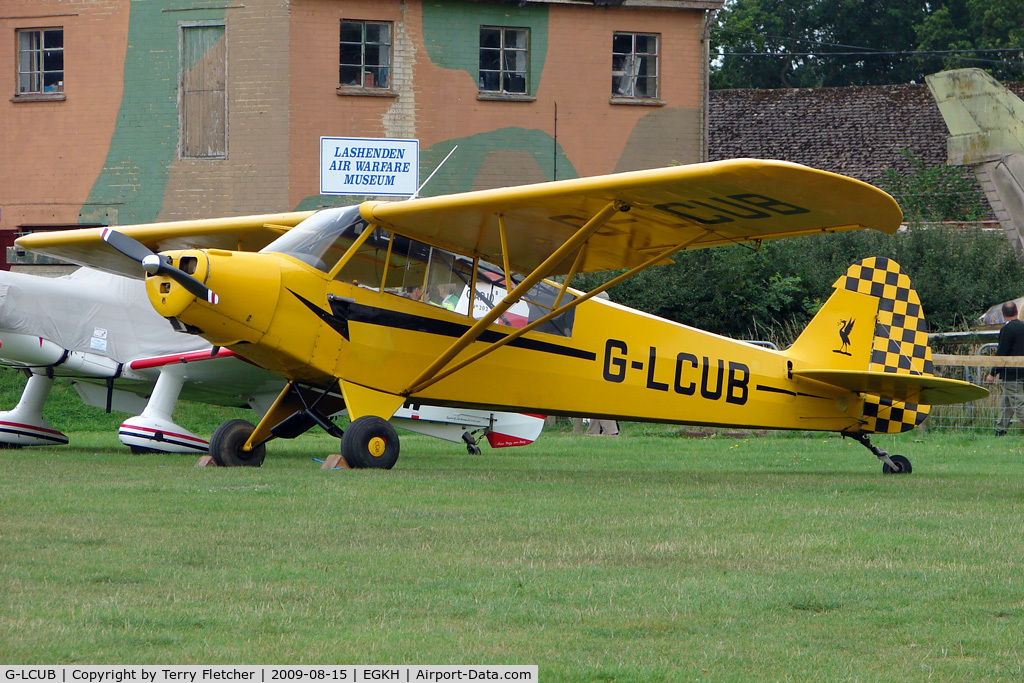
[100, 228, 220, 305]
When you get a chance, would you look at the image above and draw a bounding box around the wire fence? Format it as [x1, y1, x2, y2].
[929, 344, 1016, 434]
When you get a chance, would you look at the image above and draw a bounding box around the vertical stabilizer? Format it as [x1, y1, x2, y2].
[927, 68, 1024, 254]
[789, 257, 934, 433]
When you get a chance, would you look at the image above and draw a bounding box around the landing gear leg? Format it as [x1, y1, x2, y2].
[119, 368, 208, 454]
[0, 372, 69, 447]
[462, 430, 482, 455]
[847, 432, 912, 475]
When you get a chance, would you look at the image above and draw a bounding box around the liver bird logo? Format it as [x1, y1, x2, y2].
[834, 318, 855, 356]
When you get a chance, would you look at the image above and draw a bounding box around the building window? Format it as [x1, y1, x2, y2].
[612, 32, 659, 99]
[340, 20, 391, 89]
[17, 28, 64, 96]
[179, 23, 227, 159]
[479, 27, 528, 95]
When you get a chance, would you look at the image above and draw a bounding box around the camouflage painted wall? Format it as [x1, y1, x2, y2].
[1, 0, 711, 247]
[0, 1, 129, 232]
[291, 0, 707, 209]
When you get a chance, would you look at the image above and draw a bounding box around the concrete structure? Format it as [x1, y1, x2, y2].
[928, 69, 1024, 257]
[1, 0, 722, 268]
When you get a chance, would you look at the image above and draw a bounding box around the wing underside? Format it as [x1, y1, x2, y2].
[16, 211, 315, 278]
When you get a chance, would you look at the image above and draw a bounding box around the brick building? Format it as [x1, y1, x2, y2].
[0, 0, 722, 268]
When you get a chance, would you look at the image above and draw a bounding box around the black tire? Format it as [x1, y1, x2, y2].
[341, 416, 400, 469]
[882, 454, 912, 475]
[209, 419, 266, 467]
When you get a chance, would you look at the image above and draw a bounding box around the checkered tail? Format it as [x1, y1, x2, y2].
[835, 257, 933, 433]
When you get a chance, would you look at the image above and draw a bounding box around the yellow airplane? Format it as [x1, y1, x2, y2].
[17, 159, 988, 473]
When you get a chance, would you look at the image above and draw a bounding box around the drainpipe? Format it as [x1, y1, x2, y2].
[699, 9, 718, 163]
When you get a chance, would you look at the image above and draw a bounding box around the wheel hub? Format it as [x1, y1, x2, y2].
[367, 436, 387, 457]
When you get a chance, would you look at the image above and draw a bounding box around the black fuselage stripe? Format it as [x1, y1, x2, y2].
[0, 426, 69, 443]
[356, 305, 596, 360]
[293, 289, 597, 361]
[118, 429, 207, 450]
[755, 384, 829, 400]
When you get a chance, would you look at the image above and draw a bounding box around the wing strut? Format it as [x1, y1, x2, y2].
[497, 215, 514, 289]
[403, 229, 709, 395]
[402, 200, 630, 396]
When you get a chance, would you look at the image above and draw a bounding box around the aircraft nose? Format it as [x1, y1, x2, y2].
[146, 250, 214, 317]
[146, 249, 282, 346]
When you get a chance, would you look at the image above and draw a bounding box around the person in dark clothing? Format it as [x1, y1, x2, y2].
[986, 301, 1024, 435]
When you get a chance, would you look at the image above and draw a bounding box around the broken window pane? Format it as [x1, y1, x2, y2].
[611, 31, 659, 98]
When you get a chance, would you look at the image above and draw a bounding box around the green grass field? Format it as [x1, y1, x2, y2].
[1, 419, 1023, 680]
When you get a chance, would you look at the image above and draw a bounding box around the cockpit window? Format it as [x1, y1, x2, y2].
[324, 219, 577, 336]
[469, 261, 576, 336]
[261, 206, 368, 272]
[342, 231, 576, 336]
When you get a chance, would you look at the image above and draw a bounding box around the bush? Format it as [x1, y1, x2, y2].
[877, 150, 988, 223]
[580, 226, 1024, 344]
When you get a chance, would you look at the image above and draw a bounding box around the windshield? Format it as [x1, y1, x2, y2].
[261, 206, 368, 272]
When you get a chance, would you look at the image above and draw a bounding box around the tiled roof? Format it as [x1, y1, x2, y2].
[708, 81, 1024, 185]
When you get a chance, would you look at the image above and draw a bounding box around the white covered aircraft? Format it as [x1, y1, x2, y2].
[0, 267, 543, 455]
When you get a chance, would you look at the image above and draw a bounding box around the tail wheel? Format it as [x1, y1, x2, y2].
[210, 419, 266, 467]
[342, 416, 400, 469]
[882, 454, 912, 475]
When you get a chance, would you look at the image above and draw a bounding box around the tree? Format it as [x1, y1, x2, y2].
[916, 0, 1024, 83]
[578, 226, 1022, 343]
[710, 0, 822, 89]
[711, 0, 1024, 89]
[813, 0, 933, 86]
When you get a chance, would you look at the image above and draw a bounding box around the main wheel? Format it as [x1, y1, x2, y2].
[882, 454, 912, 475]
[209, 419, 266, 467]
[341, 416, 400, 469]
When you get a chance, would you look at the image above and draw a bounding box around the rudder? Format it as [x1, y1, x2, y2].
[789, 257, 933, 433]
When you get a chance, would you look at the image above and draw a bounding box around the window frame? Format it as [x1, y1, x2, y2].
[338, 19, 393, 94]
[14, 27, 65, 101]
[611, 31, 661, 103]
[478, 25, 530, 98]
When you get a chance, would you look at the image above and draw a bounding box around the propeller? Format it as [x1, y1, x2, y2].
[101, 228, 220, 305]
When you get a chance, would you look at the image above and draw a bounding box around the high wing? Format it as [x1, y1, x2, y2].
[361, 158, 903, 276]
[18, 160, 900, 280]
[18, 211, 315, 278]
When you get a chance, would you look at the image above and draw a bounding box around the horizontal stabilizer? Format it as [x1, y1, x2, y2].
[793, 369, 988, 406]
